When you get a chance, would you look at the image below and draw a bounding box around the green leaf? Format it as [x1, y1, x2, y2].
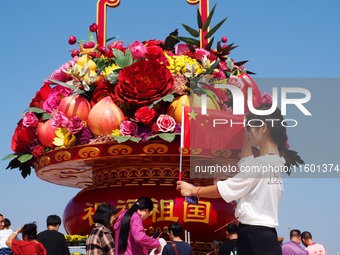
[42, 113, 52, 120]
[26, 107, 45, 114]
[94, 58, 107, 70]
[227, 58, 234, 71]
[18, 154, 33, 163]
[217, 41, 223, 52]
[113, 49, 125, 59]
[106, 36, 117, 43]
[205, 60, 220, 74]
[203, 3, 217, 31]
[234, 60, 249, 66]
[20, 163, 31, 179]
[172, 36, 200, 46]
[158, 133, 176, 142]
[201, 88, 219, 106]
[48, 79, 76, 91]
[2, 153, 17, 161]
[205, 17, 228, 39]
[6, 158, 20, 170]
[197, 8, 202, 29]
[114, 48, 133, 68]
[181, 23, 199, 37]
[130, 137, 142, 143]
[149, 93, 175, 108]
[88, 30, 95, 43]
[205, 37, 214, 51]
[221, 43, 238, 55]
[113, 136, 131, 143]
[162, 94, 175, 102]
[107, 72, 120, 84]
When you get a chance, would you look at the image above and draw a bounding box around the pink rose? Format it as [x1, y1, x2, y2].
[42, 85, 73, 113]
[194, 48, 210, 61]
[52, 111, 69, 128]
[120, 121, 138, 136]
[23, 112, 39, 128]
[68, 116, 84, 134]
[228, 75, 244, 89]
[135, 106, 157, 125]
[175, 44, 190, 55]
[107, 40, 125, 52]
[156, 115, 176, 132]
[129, 41, 147, 60]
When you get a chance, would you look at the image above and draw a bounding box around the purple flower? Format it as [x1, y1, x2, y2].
[23, 112, 39, 128]
[52, 110, 69, 128]
[136, 125, 153, 142]
[76, 126, 94, 145]
[68, 116, 84, 134]
[120, 121, 138, 136]
[173, 123, 181, 133]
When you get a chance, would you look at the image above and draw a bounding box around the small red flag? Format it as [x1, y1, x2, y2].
[182, 106, 245, 150]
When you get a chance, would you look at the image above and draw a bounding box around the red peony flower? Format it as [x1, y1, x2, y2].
[115, 60, 173, 106]
[135, 106, 157, 125]
[11, 119, 37, 153]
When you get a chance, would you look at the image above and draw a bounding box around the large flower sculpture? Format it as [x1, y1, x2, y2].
[4, 4, 266, 178]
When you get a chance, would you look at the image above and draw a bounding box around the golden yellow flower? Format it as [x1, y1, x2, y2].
[53, 128, 76, 148]
[111, 129, 122, 136]
[165, 53, 203, 77]
[103, 63, 121, 76]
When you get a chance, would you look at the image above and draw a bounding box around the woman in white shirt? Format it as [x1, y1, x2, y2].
[177, 104, 302, 255]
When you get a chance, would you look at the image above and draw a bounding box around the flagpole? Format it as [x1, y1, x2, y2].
[179, 104, 185, 181]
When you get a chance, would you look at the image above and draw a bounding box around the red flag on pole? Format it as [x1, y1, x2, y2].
[182, 106, 245, 150]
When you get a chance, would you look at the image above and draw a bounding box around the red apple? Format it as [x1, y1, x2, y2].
[87, 96, 125, 136]
[58, 95, 91, 121]
[37, 119, 58, 148]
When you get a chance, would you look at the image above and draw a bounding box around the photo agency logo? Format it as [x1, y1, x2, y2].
[187, 81, 313, 179]
[201, 85, 312, 128]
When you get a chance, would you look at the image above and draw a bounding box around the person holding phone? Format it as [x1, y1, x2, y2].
[177, 104, 303, 255]
[114, 197, 162, 255]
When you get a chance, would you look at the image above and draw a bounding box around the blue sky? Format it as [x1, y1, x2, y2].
[1, 0, 339, 254]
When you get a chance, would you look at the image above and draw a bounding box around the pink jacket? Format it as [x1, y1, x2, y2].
[114, 210, 160, 255]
